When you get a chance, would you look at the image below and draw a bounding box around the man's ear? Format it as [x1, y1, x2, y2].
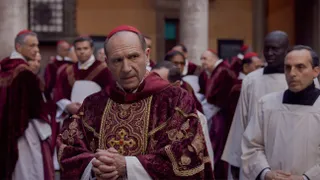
[313, 66, 320, 78]
[145, 48, 151, 63]
[15, 43, 22, 52]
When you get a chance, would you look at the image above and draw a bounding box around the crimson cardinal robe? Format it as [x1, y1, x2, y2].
[44, 56, 74, 98]
[0, 57, 54, 179]
[198, 71, 209, 95]
[205, 60, 237, 179]
[53, 59, 113, 103]
[183, 60, 201, 76]
[57, 72, 214, 180]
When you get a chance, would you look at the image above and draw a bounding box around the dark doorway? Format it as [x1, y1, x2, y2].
[295, 0, 318, 48]
[164, 18, 180, 54]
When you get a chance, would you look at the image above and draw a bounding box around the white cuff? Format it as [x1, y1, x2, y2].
[31, 118, 52, 140]
[201, 99, 220, 121]
[125, 156, 152, 180]
[260, 168, 270, 180]
[56, 99, 72, 120]
[81, 158, 96, 180]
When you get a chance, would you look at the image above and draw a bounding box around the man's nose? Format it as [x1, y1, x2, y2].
[289, 68, 297, 77]
[35, 46, 39, 53]
[122, 59, 132, 73]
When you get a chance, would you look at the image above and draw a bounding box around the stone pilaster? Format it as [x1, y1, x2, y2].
[180, 0, 208, 65]
[252, 0, 267, 55]
[0, 0, 28, 59]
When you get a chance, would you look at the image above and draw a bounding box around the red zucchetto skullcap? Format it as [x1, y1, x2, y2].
[243, 52, 258, 59]
[17, 29, 32, 36]
[241, 45, 249, 52]
[107, 25, 141, 39]
[208, 49, 218, 56]
[57, 40, 69, 46]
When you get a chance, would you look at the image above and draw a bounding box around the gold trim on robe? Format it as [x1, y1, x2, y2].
[164, 108, 210, 177]
[165, 145, 205, 176]
[66, 62, 107, 87]
[99, 97, 153, 156]
[66, 65, 75, 87]
[76, 111, 100, 138]
[86, 63, 107, 80]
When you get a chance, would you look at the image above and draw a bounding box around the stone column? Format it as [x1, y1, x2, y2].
[252, 0, 267, 55]
[180, 0, 208, 65]
[0, 0, 28, 59]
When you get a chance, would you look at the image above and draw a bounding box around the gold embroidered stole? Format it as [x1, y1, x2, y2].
[99, 97, 153, 156]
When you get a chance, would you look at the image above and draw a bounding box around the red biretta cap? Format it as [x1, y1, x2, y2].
[243, 52, 258, 59]
[107, 25, 141, 39]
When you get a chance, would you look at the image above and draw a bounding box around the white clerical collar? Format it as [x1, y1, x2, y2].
[237, 53, 244, 60]
[56, 55, 73, 62]
[182, 59, 189, 76]
[238, 72, 246, 80]
[214, 59, 223, 68]
[146, 61, 152, 71]
[10, 51, 27, 62]
[78, 55, 95, 70]
[205, 59, 223, 76]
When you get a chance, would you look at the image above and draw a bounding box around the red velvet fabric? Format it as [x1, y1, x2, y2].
[0, 57, 53, 179]
[198, 71, 209, 95]
[186, 61, 201, 76]
[229, 57, 242, 78]
[53, 60, 113, 102]
[57, 73, 214, 179]
[205, 60, 238, 179]
[149, 59, 156, 68]
[205, 61, 236, 108]
[227, 80, 242, 121]
[44, 58, 75, 98]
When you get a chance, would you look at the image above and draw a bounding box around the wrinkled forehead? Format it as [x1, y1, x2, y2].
[251, 56, 261, 62]
[172, 46, 183, 53]
[98, 48, 105, 53]
[24, 35, 38, 44]
[106, 31, 142, 57]
[285, 49, 312, 63]
[202, 51, 214, 59]
[74, 40, 91, 48]
[264, 36, 287, 48]
[60, 42, 70, 49]
[171, 54, 185, 62]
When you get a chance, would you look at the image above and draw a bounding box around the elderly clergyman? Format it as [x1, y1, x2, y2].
[57, 25, 214, 180]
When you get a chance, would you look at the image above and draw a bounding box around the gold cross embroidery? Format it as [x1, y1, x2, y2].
[109, 129, 136, 154]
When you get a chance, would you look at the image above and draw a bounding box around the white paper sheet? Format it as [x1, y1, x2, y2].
[182, 75, 200, 93]
[71, 80, 102, 103]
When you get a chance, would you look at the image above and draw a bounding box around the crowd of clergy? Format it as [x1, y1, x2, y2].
[1, 24, 320, 180]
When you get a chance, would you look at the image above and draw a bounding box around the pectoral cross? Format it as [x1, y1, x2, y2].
[109, 128, 136, 154]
